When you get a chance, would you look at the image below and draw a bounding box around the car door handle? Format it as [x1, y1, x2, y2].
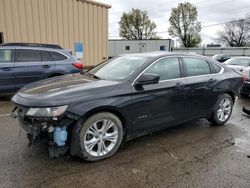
[208, 78, 217, 83]
[1, 67, 12, 71]
[176, 82, 185, 89]
[43, 65, 50, 68]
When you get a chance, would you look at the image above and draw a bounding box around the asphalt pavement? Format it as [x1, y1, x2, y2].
[0, 97, 250, 188]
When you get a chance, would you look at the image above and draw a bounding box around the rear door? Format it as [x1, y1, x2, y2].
[41, 51, 55, 78]
[181, 57, 221, 120]
[14, 49, 44, 90]
[0, 48, 15, 93]
[47, 50, 73, 74]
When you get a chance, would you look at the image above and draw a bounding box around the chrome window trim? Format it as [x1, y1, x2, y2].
[45, 49, 70, 61]
[132, 56, 224, 86]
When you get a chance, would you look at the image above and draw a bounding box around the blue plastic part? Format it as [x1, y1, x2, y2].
[54, 126, 68, 146]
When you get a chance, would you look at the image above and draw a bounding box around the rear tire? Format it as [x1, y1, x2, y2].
[79, 112, 123, 161]
[241, 93, 249, 98]
[208, 94, 233, 126]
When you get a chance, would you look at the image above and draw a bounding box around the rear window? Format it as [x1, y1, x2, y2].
[0, 49, 13, 62]
[212, 63, 222, 73]
[41, 51, 52, 61]
[183, 57, 211, 76]
[48, 51, 68, 61]
[16, 49, 41, 62]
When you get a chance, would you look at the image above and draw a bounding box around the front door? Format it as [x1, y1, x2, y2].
[0, 49, 15, 93]
[14, 49, 44, 90]
[129, 57, 186, 134]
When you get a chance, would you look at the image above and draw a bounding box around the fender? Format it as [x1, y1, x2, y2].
[69, 97, 131, 158]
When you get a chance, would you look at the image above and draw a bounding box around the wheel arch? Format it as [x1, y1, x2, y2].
[70, 106, 128, 158]
[82, 106, 127, 133]
[224, 90, 236, 103]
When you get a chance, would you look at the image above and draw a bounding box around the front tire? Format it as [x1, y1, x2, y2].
[209, 94, 233, 126]
[79, 112, 123, 161]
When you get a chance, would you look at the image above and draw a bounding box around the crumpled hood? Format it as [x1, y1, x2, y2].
[12, 74, 119, 107]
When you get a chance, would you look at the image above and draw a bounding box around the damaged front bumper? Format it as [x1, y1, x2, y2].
[11, 105, 80, 157]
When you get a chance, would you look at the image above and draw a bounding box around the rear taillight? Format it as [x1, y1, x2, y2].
[72, 62, 83, 69]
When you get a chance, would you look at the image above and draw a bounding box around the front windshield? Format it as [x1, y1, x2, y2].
[225, 58, 250, 67]
[87, 56, 149, 80]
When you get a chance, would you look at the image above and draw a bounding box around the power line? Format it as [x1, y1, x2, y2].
[108, 18, 250, 37]
[110, 0, 213, 15]
[110, 0, 232, 17]
[198, 4, 250, 19]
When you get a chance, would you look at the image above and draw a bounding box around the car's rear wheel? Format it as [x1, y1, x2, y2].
[79, 112, 123, 161]
[241, 93, 249, 98]
[209, 94, 233, 126]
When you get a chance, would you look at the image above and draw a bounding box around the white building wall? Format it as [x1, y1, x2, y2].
[108, 39, 174, 58]
[173, 47, 250, 57]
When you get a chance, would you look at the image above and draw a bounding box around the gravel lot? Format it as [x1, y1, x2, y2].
[0, 97, 250, 188]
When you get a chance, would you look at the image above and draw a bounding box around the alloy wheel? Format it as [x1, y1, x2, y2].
[217, 98, 232, 122]
[84, 119, 119, 157]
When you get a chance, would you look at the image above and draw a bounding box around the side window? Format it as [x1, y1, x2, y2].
[48, 51, 68, 61]
[211, 63, 222, 73]
[0, 49, 13, 62]
[41, 51, 52, 61]
[183, 58, 211, 77]
[145, 58, 181, 81]
[16, 49, 41, 62]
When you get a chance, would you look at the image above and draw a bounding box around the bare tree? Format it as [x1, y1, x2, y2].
[217, 17, 250, 47]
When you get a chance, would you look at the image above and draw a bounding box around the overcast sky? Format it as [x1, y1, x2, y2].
[99, 0, 250, 46]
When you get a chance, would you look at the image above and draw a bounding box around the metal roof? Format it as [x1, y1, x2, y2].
[78, 0, 111, 8]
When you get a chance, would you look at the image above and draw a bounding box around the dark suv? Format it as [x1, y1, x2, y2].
[0, 43, 83, 94]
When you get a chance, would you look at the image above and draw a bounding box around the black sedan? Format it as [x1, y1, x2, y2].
[11, 52, 244, 161]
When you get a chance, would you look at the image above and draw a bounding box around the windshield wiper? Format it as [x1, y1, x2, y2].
[86, 73, 102, 80]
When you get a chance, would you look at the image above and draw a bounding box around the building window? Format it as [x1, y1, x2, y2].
[125, 46, 130, 50]
[160, 46, 166, 51]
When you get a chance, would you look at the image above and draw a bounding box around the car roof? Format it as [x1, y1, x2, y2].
[0, 45, 67, 53]
[0, 43, 66, 52]
[119, 51, 206, 59]
[0, 43, 63, 49]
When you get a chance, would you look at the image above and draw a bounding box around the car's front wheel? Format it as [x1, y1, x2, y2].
[209, 93, 233, 126]
[79, 112, 123, 161]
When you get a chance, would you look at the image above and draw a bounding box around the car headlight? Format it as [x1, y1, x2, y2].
[26, 105, 68, 117]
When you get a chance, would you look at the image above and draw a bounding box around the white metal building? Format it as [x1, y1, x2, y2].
[173, 47, 250, 57]
[108, 39, 174, 58]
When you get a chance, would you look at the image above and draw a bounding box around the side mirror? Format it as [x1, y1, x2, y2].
[135, 73, 160, 86]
